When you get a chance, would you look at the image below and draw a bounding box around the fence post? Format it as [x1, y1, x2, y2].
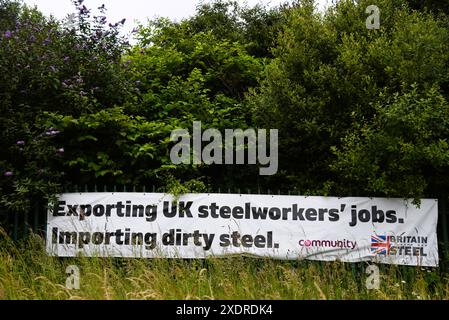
[24, 211, 29, 239]
[440, 197, 449, 265]
[13, 213, 18, 241]
[33, 205, 39, 234]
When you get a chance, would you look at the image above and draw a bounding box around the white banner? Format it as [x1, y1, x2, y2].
[46, 193, 439, 266]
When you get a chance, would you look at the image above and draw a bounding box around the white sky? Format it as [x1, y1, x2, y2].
[22, 0, 330, 38]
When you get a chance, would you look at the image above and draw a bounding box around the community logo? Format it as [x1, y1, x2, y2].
[371, 234, 428, 257]
[298, 239, 357, 250]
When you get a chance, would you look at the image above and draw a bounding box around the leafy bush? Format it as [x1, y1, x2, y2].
[0, 0, 131, 211]
[249, 0, 449, 196]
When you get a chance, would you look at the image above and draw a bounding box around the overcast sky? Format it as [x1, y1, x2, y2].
[22, 0, 330, 38]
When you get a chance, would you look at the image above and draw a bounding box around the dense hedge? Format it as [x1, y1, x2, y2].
[1, 0, 448, 213]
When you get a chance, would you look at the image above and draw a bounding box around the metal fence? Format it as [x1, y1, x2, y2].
[1, 184, 448, 265]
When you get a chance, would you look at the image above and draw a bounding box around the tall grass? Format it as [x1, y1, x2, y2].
[0, 231, 448, 300]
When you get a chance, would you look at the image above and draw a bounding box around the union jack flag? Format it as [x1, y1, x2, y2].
[371, 235, 391, 255]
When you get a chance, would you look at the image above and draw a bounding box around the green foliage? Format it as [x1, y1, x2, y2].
[249, 0, 449, 196]
[138, 0, 288, 58]
[43, 107, 200, 186]
[2, 0, 449, 213]
[116, 14, 267, 189]
[406, 0, 449, 15]
[0, 0, 132, 211]
[134, 19, 264, 101]
[331, 86, 449, 199]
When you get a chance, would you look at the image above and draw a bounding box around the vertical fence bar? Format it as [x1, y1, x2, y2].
[33, 204, 39, 234]
[24, 211, 28, 239]
[440, 198, 449, 263]
[43, 202, 48, 239]
[13, 213, 18, 241]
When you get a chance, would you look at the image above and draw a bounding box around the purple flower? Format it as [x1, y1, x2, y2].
[79, 5, 89, 15]
[4, 30, 12, 38]
[43, 38, 51, 45]
[120, 18, 126, 25]
[16, 140, 25, 146]
[64, 56, 70, 62]
[45, 129, 60, 137]
[4, 171, 13, 177]
[50, 65, 57, 73]
[29, 35, 36, 42]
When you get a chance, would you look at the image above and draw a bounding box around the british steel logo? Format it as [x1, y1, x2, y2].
[371, 235, 428, 257]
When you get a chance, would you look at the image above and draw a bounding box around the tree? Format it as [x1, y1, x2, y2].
[248, 0, 449, 196]
[0, 0, 132, 211]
